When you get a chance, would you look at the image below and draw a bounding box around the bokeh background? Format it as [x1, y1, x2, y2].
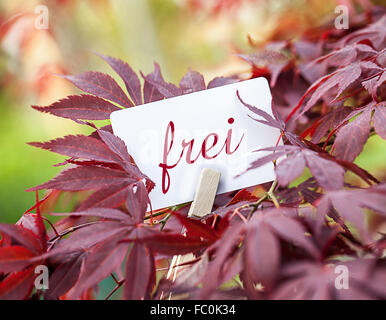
[0, 0, 385, 225]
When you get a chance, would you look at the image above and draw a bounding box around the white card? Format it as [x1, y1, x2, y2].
[110, 77, 281, 210]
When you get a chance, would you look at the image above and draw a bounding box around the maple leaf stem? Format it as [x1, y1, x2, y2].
[323, 127, 341, 150]
[34, 191, 48, 252]
[143, 203, 188, 222]
[23, 191, 53, 215]
[105, 279, 124, 300]
[159, 213, 172, 231]
[48, 221, 99, 250]
[40, 216, 60, 238]
[144, 210, 170, 221]
[276, 131, 284, 147]
[111, 273, 120, 284]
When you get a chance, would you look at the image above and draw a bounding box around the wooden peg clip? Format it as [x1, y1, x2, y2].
[188, 168, 221, 218]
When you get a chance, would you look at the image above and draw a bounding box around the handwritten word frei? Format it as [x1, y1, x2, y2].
[159, 118, 244, 194]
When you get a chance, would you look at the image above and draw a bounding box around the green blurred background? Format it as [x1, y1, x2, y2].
[0, 0, 385, 224]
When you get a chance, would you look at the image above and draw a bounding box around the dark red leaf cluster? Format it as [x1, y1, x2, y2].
[1, 5, 385, 300]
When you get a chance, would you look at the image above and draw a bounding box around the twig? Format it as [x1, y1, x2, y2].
[246, 179, 279, 219]
[267, 180, 280, 208]
[47, 221, 98, 250]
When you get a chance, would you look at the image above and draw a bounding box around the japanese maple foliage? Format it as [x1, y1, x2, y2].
[1, 3, 386, 300]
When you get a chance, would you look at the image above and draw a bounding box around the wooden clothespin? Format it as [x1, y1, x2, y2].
[163, 169, 221, 299]
[188, 168, 221, 218]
